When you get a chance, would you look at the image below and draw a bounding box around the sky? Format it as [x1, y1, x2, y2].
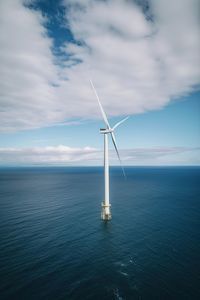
[0, 0, 199, 166]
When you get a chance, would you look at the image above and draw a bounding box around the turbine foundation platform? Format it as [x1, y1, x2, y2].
[101, 202, 111, 220]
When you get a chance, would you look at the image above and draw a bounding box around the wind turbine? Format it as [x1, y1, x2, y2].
[90, 80, 129, 220]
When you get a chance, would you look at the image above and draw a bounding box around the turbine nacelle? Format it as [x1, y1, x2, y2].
[100, 116, 130, 134]
[100, 128, 113, 134]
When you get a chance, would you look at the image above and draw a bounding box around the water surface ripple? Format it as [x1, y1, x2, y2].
[0, 167, 200, 299]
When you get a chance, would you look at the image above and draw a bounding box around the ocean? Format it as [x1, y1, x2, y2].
[0, 167, 199, 300]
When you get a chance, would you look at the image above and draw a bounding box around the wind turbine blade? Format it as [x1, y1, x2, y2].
[110, 132, 126, 178]
[90, 79, 111, 129]
[112, 116, 129, 130]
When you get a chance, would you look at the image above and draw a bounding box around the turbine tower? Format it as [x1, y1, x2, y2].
[90, 80, 129, 220]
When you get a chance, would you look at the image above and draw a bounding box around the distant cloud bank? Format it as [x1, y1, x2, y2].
[0, 0, 200, 131]
[0, 145, 199, 166]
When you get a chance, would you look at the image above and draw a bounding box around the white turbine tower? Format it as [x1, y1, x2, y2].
[90, 80, 129, 220]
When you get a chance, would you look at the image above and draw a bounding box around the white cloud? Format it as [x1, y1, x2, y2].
[0, 145, 199, 166]
[0, 0, 60, 131]
[0, 0, 199, 132]
[0, 145, 100, 165]
[61, 0, 200, 113]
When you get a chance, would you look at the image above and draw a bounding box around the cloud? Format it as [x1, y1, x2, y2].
[62, 0, 200, 113]
[0, 145, 100, 165]
[0, 145, 199, 166]
[0, 0, 61, 131]
[0, 0, 200, 132]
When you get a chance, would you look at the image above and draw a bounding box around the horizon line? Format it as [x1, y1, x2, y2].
[0, 165, 200, 168]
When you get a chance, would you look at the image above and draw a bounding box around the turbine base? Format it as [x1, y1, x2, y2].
[101, 202, 111, 220]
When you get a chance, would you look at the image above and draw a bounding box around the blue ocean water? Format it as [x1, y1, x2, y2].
[0, 167, 200, 300]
